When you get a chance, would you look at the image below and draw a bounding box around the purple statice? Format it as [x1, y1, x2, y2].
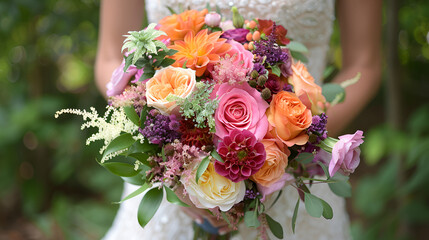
[140, 109, 180, 145]
[244, 189, 260, 200]
[283, 84, 293, 92]
[308, 113, 328, 137]
[252, 32, 288, 66]
[279, 48, 293, 77]
[252, 62, 267, 75]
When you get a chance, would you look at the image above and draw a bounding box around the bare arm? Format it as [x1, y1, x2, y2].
[95, 0, 145, 97]
[326, 0, 383, 136]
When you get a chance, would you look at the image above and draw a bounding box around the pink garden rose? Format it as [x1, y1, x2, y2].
[225, 40, 254, 72]
[213, 82, 269, 141]
[329, 130, 364, 176]
[106, 60, 138, 97]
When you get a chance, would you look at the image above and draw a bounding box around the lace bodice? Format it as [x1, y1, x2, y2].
[146, 0, 335, 82]
[103, 1, 351, 240]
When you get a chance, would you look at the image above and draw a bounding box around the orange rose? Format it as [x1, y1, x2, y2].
[266, 91, 312, 146]
[289, 61, 326, 115]
[146, 66, 196, 114]
[159, 9, 208, 42]
[251, 138, 290, 187]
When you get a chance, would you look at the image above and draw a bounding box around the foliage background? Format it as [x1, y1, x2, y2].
[0, 0, 428, 239]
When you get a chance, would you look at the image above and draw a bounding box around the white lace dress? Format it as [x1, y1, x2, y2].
[103, 0, 351, 239]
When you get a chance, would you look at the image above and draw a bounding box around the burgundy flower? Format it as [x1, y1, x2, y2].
[214, 129, 266, 182]
[221, 28, 250, 44]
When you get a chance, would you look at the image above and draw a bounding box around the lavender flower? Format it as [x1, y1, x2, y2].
[252, 34, 288, 66]
[140, 110, 181, 145]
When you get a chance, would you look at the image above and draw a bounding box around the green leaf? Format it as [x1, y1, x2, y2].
[161, 147, 167, 162]
[320, 198, 333, 219]
[195, 156, 210, 183]
[322, 83, 345, 103]
[127, 152, 151, 167]
[290, 51, 308, 63]
[271, 64, 281, 77]
[268, 190, 283, 211]
[166, 6, 176, 14]
[123, 106, 140, 126]
[159, 58, 176, 68]
[115, 182, 150, 204]
[318, 162, 330, 179]
[140, 105, 148, 127]
[265, 214, 284, 239]
[328, 180, 352, 198]
[137, 187, 163, 228]
[102, 133, 135, 160]
[164, 186, 189, 207]
[210, 150, 224, 163]
[244, 210, 260, 228]
[295, 152, 314, 164]
[304, 192, 323, 218]
[292, 198, 300, 233]
[102, 161, 138, 177]
[287, 41, 308, 53]
[123, 53, 135, 72]
[127, 140, 159, 155]
[221, 212, 231, 226]
[122, 172, 146, 185]
[182, 60, 188, 68]
[167, 49, 178, 56]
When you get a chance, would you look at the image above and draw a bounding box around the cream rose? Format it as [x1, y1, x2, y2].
[146, 66, 196, 114]
[182, 162, 245, 211]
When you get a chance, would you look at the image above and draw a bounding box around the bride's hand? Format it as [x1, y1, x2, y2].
[175, 186, 232, 235]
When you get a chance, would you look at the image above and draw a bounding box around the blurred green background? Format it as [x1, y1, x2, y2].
[0, 0, 428, 239]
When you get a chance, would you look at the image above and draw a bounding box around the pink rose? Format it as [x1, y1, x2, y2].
[329, 130, 364, 176]
[106, 60, 138, 97]
[204, 12, 221, 27]
[213, 82, 269, 141]
[225, 40, 254, 72]
[257, 173, 294, 202]
[220, 20, 235, 31]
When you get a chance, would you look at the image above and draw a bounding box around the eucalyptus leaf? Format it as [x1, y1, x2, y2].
[211, 150, 224, 163]
[322, 83, 345, 103]
[265, 214, 284, 239]
[290, 51, 308, 63]
[164, 186, 189, 207]
[320, 198, 333, 219]
[287, 41, 308, 53]
[328, 180, 352, 198]
[244, 210, 260, 228]
[304, 192, 323, 218]
[123, 106, 140, 126]
[295, 152, 314, 164]
[137, 187, 163, 228]
[292, 198, 300, 233]
[196, 156, 210, 183]
[102, 133, 135, 160]
[318, 162, 331, 179]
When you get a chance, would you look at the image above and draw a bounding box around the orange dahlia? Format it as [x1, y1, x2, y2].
[159, 9, 208, 42]
[169, 29, 231, 77]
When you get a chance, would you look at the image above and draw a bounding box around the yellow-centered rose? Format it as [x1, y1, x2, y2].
[182, 162, 245, 211]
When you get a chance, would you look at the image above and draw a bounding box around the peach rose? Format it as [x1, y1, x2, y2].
[289, 61, 326, 115]
[146, 66, 196, 114]
[159, 9, 208, 42]
[266, 91, 312, 146]
[251, 138, 290, 187]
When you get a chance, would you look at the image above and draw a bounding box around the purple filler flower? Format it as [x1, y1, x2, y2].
[140, 110, 180, 145]
[329, 130, 364, 176]
[221, 28, 250, 44]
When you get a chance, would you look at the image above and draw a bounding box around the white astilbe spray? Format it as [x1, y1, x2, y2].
[55, 106, 144, 162]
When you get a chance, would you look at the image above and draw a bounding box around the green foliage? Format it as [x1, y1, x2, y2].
[137, 187, 163, 228]
[195, 155, 210, 183]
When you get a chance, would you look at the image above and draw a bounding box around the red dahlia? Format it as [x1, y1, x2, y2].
[214, 129, 266, 182]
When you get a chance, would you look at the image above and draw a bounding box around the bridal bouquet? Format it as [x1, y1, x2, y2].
[56, 6, 364, 239]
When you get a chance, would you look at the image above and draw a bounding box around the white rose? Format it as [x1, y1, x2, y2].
[146, 66, 196, 114]
[182, 162, 245, 211]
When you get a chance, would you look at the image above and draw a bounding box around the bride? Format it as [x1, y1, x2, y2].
[95, 0, 382, 239]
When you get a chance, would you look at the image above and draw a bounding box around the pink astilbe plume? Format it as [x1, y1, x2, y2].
[110, 82, 146, 114]
[210, 55, 249, 85]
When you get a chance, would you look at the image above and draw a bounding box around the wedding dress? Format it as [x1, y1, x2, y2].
[103, 0, 351, 239]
